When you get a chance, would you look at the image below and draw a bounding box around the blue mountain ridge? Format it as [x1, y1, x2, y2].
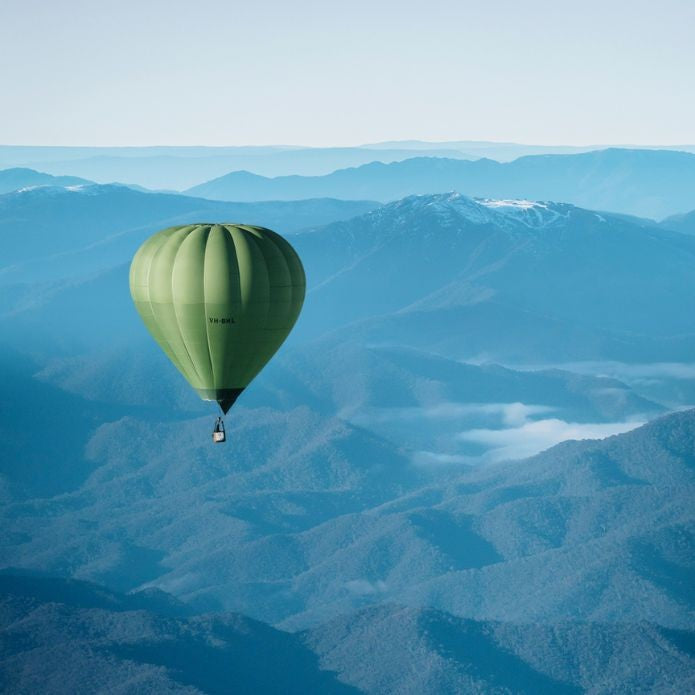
[3, 570, 693, 694]
[0, 167, 93, 193]
[185, 148, 695, 218]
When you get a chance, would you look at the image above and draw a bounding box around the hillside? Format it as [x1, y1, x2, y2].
[305, 605, 695, 694]
[5, 574, 693, 694]
[292, 193, 695, 360]
[0, 573, 355, 694]
[3, 574, 692, 694]
[0, 184, 378, 287]
[0, 336, 663, 502]
[2, 386, 692, 628]
[662, 208, 695, 235]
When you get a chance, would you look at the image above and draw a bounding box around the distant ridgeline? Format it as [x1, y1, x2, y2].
[183, 148, 695, 219]
[3, 146, 695, 218]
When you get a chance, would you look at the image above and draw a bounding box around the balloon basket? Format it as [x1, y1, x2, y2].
[212, 416, 226, 444]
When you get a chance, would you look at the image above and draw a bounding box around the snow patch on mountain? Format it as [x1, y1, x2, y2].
[478, 197, 566, 228]
[4, 183, 137, 200]
[387, 192, 573, 231]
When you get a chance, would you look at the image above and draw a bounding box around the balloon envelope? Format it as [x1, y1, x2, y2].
[129, 223, 305, 412]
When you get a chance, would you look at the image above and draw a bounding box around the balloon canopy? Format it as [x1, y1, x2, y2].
[129, 223, 305, 413]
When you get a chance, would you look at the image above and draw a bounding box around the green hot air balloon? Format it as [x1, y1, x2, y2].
[129, 223, 305, 441]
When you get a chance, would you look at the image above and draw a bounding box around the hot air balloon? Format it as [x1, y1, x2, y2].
[129, 223, 305, 442]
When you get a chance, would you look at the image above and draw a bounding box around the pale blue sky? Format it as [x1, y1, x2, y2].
[2, 0, 694, 146]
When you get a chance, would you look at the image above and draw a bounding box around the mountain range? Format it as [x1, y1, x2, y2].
[1, 400, 693, 651]
[0, 145, 469, 190]
[186, 149, 695, 219]
[290, 193, 695, 362]
[1, 182, 693, 693]
[5, 147, 695, 221]
[1, 187, 693, 628]
[4, 142, 695, 190]
[3, 572, 693, 694]
[363, 138, 695, 159]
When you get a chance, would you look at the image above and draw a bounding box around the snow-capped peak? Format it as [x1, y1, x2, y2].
[390, 192, 571, 230]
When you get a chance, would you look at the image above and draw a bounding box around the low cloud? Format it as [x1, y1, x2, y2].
[354, 399, 647, 468]
[350, 401, 555, 425]
[519, 360, 695, 382]
[457, 418, 643, 463]
[411, 451, 477, 466]
[345, 579, 388, 595]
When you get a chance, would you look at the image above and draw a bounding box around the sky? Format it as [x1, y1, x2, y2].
[2, 0, 694, 147]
